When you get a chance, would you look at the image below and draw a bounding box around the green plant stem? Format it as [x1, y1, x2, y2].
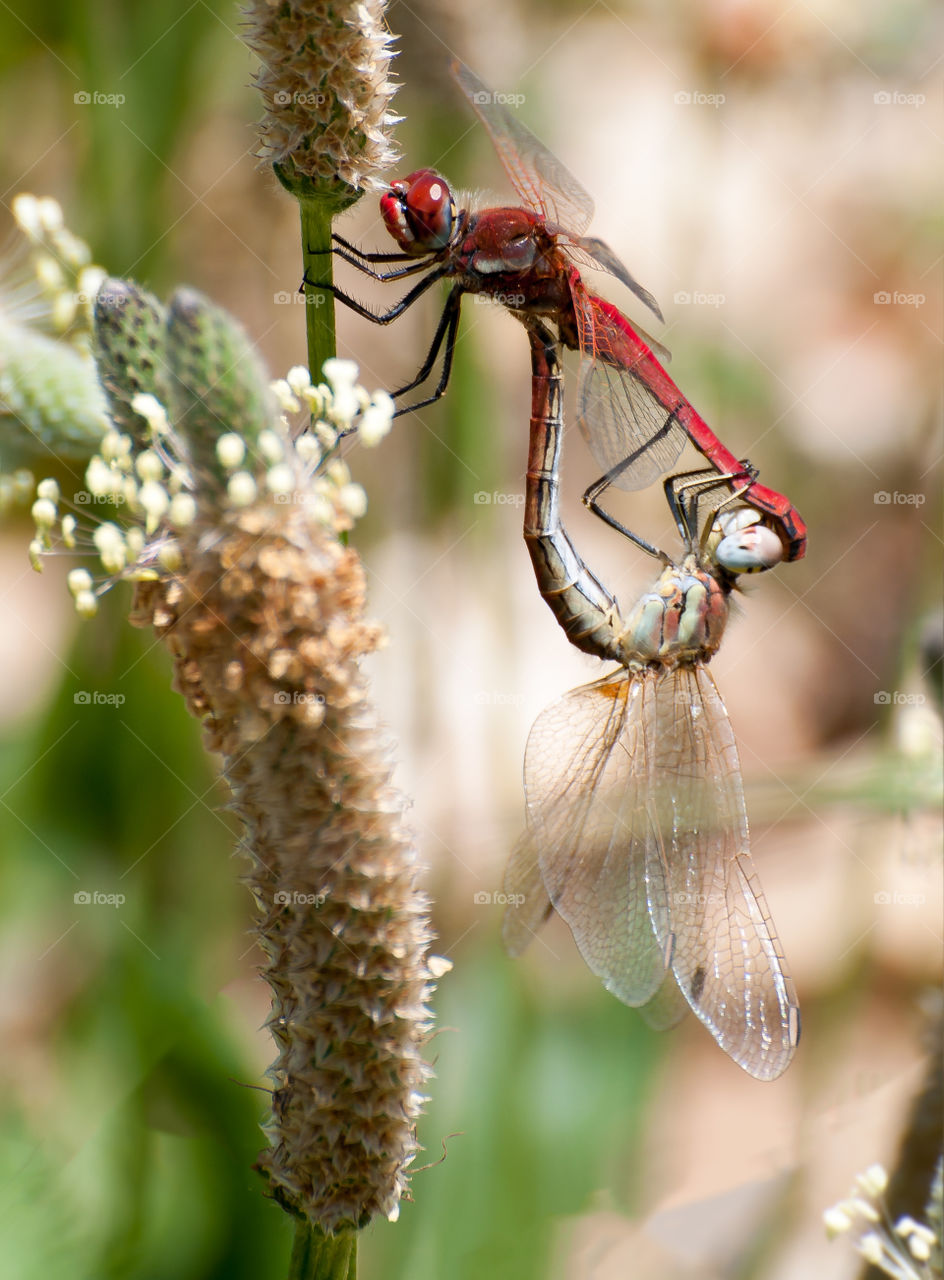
[299, 196, 338, 380]
[289, 1222, 357, 1280]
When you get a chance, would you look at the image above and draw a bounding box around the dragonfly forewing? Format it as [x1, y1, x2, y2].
[451, 61, 596, 238]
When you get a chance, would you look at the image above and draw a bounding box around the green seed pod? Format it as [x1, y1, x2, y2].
[165, 287, 274, 481]
[0, 317, 109, 463]
[93, 278, 168, 443]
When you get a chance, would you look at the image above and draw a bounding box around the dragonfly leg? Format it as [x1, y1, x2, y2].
[331, 233, 421, 265]
[302, 264, 448, 325]
[392, 290, 463, 415]
[325, 247, 438, 282]
[664, 464, 758, 551]
[583, 472, 668, 563]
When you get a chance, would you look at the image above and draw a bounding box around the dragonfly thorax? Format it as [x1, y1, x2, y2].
[619, 564, 729, 665]
[381, 169, 456, 254]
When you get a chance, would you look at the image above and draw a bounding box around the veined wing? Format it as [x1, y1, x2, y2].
[558, 232, 665, 327]
[645, 664, 800, 1080]
[637, 971, 689, 1031]
[574, 288, 690, 489]
[520, 670, 669, 1006]
[451, 60, 595, 237]
[501, 828, 553, 957]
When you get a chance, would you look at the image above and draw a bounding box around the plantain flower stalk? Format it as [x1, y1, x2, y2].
[30, 278, 440, 1274]
[243, 0, 401, 386]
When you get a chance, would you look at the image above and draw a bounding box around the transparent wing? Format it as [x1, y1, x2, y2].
[520, 671, 669, 1006]
[646, 665, 800, 1080]
[575, 288, 689, 489]
[561, 232, 665, 326]
[501, 828, 553, 957]
[637, 971, 690, 1031]
[451, 60, 595, 236]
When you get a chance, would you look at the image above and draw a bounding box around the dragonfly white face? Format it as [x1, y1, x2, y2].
[714, 507, 784, 574]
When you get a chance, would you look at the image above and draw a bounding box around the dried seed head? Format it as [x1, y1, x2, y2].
[245, 0, 401, 198]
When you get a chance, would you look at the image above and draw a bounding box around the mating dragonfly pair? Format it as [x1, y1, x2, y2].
[321, 63, 802, 1079]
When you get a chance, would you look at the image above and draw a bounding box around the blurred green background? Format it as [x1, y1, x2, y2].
[0, 1, 940, 1278]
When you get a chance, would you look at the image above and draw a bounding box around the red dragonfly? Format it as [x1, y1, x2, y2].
[505, 321, 799, 1079]
[325, 61, 807, 561]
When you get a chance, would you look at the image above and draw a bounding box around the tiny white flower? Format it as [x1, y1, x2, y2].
[168, 493, 197, 527]
[857, 1165, 889, 1198]
[28, 538, 44, 571]
[36, 255, 64, 291]
[258, 429, 285, 465]
[322, 357, 358, 389]
[823, 1205, 853, 1238]
[358, 392, 394, 446]
[847, 1197, 880, 1223]
[61, 514, 77, 548]
[227, 471, 257, 507]
[12, 194, 41, 237]
[339, 482, 367, 520]
[857, 1232, 885, 1265]
[93, 523, 127, 574]
[75, 589, 99, 618]
[286, 365, 312, 395]
[36, 478, 60, 502]
[295, 434, 320, 466]
[67, 569, 94, 596]
[131, 393, 170, 435]
[216, 433, 247, 470]
[126, 528, 145, 559]
[36, 197, 64, 231]
[138, 480, 169, 532]
[52, 292, 77, 331]
[266, 463, 295, 495]
[157, 540, 182, 571]
[271, 379, 300, 414]
[135, 450, 164, 483]
[907, 1234, 931, 1262]
[31, 497, 57, 529]
[326, 459, 351, 487]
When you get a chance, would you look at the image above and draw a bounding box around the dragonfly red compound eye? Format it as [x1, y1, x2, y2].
[401, 169, 455, 250]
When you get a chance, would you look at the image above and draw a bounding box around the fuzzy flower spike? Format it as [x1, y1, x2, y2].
[30, 280, 439, 1272]
[244, 0, 402, 379]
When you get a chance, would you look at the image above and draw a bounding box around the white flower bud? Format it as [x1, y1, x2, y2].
[216, 433, 246, 470]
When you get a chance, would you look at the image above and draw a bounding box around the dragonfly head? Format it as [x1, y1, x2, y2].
[380, 169, 457, 255]
[713, 508, 784, 576]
